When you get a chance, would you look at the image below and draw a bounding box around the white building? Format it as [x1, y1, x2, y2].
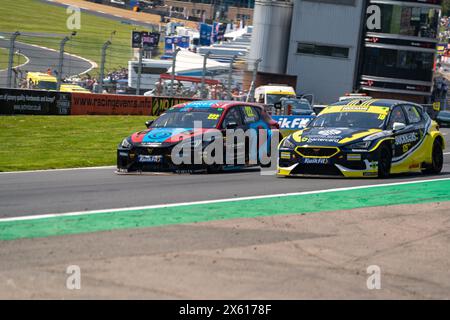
[286, 0, 366, 104]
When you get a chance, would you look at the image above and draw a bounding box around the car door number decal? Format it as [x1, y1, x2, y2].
[208, 114, 220, 120]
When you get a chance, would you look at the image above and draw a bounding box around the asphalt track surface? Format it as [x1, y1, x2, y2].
[1, 128, 449, 219]
[0, 36, 94, 87]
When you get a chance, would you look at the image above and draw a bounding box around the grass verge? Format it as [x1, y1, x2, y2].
[0, 0, 161, 73]
[0, 48, 19, 70]
[0, 115, 153, 171]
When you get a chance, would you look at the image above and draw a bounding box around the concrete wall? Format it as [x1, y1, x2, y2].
[286, 0, 365, 104]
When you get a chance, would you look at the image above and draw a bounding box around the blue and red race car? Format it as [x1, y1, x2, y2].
[117, 101, 280, 173]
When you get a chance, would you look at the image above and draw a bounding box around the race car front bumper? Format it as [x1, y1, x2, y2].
[117, 145, 209, 173]
[277, 147, 380, 178]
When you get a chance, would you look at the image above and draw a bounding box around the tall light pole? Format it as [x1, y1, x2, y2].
[6, 31, 20, 88]
[56, 36, 71, 91]
[136, 46, 143, 95]
[110, 30, 116, 42]
[227, 55, 238, 100]
[201, 51, 211, 99]
[249, 57, 262, 102]
[99, 40, 112, 94]
[170, 47, 181, 97]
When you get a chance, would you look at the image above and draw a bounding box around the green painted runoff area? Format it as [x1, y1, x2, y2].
[1, 179, 449, 241]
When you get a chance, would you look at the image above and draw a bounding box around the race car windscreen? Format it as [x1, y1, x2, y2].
[290, 100, 311, 110]
[267, 94, 296, 105]
[37, 81, 57, 90]
[308, 112, 385, 129]
[150, 108, 223, 128]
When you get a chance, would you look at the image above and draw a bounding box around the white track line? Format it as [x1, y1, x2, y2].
[21, 42, 97, 75]
[0, 51, 29, 72]
[13, 52, 30, 69]
[0, 166, 115, 175]
[1, 177, 450, 223]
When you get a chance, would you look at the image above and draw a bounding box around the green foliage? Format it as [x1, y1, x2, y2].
[443, 0, 450, 16]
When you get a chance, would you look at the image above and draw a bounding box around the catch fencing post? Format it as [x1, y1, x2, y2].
[170, 48, 181, 97]
[7, 31, 20, 88]
[57, 36, 71, 91]
[201, 51, 211, 99]
[249, 58, 262, 102]
[99, 40, 112, 94]
[136, 47, 143, 95]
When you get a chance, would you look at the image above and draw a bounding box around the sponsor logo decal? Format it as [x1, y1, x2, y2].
[272, 116, 313, 130]
[395, 132, 418, 145]
[148, 131, 172, 140]
[318, 129, 342, 136]
[302, 158, 329, 164]
[138, 155, 163, 163]
[306, 137, 341, 143]
[342, 106, 369, 112]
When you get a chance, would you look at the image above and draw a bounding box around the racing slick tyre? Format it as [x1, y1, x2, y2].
[378, 144, 392, 178]
[260, 159, 272, 168]
[260, 133, 283, 168]
[422, 139, 443, 175]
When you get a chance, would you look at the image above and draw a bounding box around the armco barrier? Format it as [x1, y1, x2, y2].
[71, 93, 196, 116]
[0, 88, 71, 115]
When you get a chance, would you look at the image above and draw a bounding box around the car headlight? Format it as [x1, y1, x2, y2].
[281, 137, 295, 149]
[120, 138, 132, 149]
[347, 140, 371, 150]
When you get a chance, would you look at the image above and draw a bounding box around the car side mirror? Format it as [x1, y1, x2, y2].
[226, 121, 238, 129]
[392, 122, 406, 132]
[145, 120, 153, 128]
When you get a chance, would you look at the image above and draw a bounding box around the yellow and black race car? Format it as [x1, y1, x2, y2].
[277, 99, 445, 178]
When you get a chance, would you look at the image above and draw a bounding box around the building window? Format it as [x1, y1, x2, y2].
[296, 42, 350, 58]
[371, 4, 439, 39]
[236, 14, 250, 20]
[362, 47, 434, 82]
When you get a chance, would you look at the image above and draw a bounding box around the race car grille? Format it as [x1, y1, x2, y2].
[135, 147, 172, 156]
[295, 147, 340, 158]
[292, 164, 343, 176]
